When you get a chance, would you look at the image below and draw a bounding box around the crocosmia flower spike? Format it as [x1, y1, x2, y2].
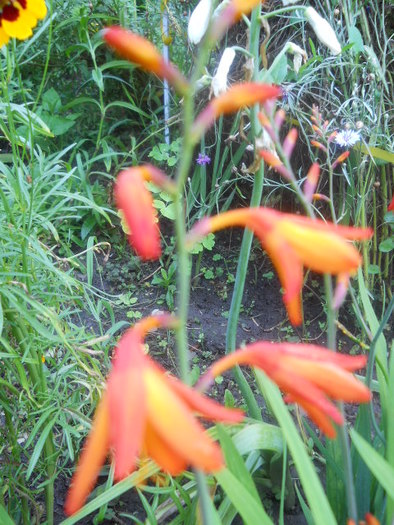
[115, 165, 176, 260]
[102, 26, 189, 95]
[187, 208, 373, 325]
[64, 315, 243, 515]
[192, 83, 281, 140]
[199, 342, 371, 438]
[0, 0, 47, 46]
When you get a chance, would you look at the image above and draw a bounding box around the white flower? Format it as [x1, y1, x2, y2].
[211, 47, 236, 96]
[305, 7, 341, 56]
[188, 0, 212, 45]
[335, 129, 361, 148]
[287, 42, 307, 73]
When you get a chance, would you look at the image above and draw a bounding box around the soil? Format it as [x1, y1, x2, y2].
[53, 227, 370, 525]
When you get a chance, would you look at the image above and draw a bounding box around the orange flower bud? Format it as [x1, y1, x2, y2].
[102, 26, 189, 95]
[332, 150, 350, 169]
[192, 83, 281, 139]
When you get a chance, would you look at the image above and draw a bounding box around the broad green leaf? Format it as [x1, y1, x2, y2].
[217, 425, 260, 504]
[255, 370, 336, 525]
[350, 429, 394, 502]
[348, 26, 364, 53]
[0, 505, 15, 525]
[215, 468, 273, 525]
[360, 144, 394, 164]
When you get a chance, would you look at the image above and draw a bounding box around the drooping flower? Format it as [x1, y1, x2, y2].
[188, 0, 212, 45]
[65, 315, 243, 515]
[335, 129, 361, 148]
[102, 26, 189, 95]
[115, 165, 176, 260]
[287, 42, 307, 73]
[196, 153, 211, 165]
[212, 47, 236, 96]
[0, 0, 47, 46]
[199, 342, 371, 438]
[192, 82, 281, 140]
[305, 7, 341, 56]
[187, 208, 373, 325]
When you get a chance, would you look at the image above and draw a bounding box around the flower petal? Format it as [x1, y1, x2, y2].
[107, 367, 146, 480]
[64, 394, 110, 515]
[169, 376, 244, 423]
[145, 369, 224, 472]
[115, 167, 161, 260]
[145, 421, 187, 475]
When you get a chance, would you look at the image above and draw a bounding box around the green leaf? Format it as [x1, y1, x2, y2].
[42, 88, 62, 113]
[379, 237, 394, 253]
[350, 429, 394, 501]
[215, 468, 274, 525]
[255, 370, 337, 525]
[217, 425, 260, 504]
[26, 416, 57, 480]
[91, 68, 104, 91]
[348, 26, 364, 53]
[0, 505, 15, 525]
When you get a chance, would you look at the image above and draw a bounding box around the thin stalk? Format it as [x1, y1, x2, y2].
[195, 470, 212, 525]
[174, 87, 195, 383]
[225, 4, 263, 420]
[325, 275, 358, 522]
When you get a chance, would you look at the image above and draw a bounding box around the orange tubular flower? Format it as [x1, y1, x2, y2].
[199, 342, 371, 438]
[187, 208, 373, 325]
[211, 0, 262, 42]
[115, 165, 175, 260]
[102, 26, 189, 95]
[0, 0, 47, 46]
[192, 83, 281, 139]
[64, 315, 243, 516]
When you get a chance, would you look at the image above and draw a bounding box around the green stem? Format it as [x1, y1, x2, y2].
[225, 4, 263, 420]
[325, 275, 358, 522]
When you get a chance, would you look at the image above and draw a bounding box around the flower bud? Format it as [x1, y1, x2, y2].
[188, 0, 212, 45]
[212, 47, 236, 96]
[305, 7, 341, 56]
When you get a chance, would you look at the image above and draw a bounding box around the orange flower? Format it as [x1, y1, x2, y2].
[199, 342, 371, 438]
[64, 315, 243, 516]
[211, 0, 262, 42]
[102, 26, 189, 95]
[187, 208, 373, 324]
[347, 513, 380, 525]
[192, 83, 281, 139]
[115, 165, 175, 260]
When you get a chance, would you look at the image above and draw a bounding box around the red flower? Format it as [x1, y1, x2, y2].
[187, 208, 372, 324]
[199, 342, 371, 438]
[115, 165, 175, 260]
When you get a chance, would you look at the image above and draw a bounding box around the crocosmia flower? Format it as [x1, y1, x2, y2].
[0, 0, 47, 46]
[187, 208, 373, 325]
[65, 315, 243, 515]
[102, 26, 189, 95]
[192, 83, 281, 139]
[199, 342, 371, 438]
[115, 165, 176, 260]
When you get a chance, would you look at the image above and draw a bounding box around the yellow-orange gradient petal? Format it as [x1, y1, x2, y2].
[102, 26, 189, 94]
[145, 422, 187, 476]
[115, 168, 161, 260]
[145, 369, 224, 472]
[64, 394, 110, 516]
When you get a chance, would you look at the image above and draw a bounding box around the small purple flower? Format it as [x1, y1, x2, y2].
[196, 153, 211, 166]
